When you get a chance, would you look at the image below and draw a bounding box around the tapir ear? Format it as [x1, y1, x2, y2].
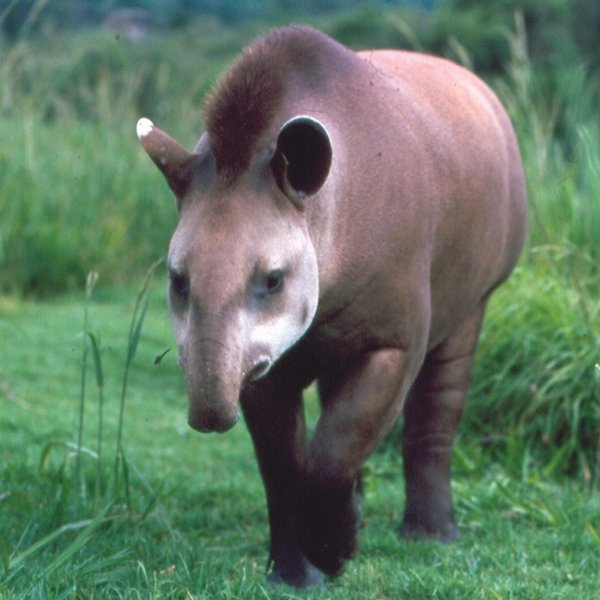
[271, 115, 332, 208]
[136, 118, 195, 199]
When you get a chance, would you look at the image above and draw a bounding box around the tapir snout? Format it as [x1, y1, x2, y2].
[178, 314, 274, 433]
[185, 354, 272, 432]
[180, 335, 242, 433]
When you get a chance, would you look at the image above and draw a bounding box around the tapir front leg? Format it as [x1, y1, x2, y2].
[241, 373, 324, 588]
[298, 348, 419, 576]
[401, 301, 487, 540]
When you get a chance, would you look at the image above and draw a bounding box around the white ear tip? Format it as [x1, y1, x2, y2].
[136, 117, 154, 140]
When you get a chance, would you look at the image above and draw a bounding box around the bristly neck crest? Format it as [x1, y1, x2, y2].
[202, 26, 330, 183]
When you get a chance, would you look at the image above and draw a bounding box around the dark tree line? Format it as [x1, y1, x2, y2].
[2, 0, 598, 73]
[0, 0, 442, 35]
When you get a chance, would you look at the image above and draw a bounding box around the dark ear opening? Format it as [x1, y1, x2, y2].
[271, 116, 332, 203]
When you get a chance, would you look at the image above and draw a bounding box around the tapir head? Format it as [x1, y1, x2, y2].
[136, 115, 332, 432]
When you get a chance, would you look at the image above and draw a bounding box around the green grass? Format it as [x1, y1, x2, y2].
[0, 282, 599, 598]
[1, 7, 599, 598]
[463, 262, 600, 485]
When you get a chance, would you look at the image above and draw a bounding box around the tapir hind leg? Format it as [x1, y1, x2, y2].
[401, 300, 487, 540]
[240, 374, 324, 588]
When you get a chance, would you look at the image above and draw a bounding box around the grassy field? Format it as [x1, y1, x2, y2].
[1, 5, 600, 598]
[1, 281, 599, 598]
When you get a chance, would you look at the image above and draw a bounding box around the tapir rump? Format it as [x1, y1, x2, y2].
[137, 26, 527, 587]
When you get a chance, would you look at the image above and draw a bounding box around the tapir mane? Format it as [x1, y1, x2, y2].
[203, 26, 345, 181]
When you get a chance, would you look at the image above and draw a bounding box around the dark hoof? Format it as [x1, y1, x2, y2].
[267, 559, 325, 588]
[297, 479, 361, 576]
[400, 520, 459, 542]
[298, 529, 357, 576]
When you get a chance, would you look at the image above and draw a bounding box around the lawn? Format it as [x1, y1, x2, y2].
[1, 281, 599, 598]
[1, 3, 600, 598]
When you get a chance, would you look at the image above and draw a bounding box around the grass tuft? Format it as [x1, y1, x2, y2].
[0, 267, 166, 593]
[466, 262, 600, 484]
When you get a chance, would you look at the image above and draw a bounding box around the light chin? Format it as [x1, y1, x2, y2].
[250, 304, 317, 368]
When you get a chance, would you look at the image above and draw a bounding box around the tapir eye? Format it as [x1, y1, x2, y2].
[169, 269, 190, 303]
[251, 268, 284, 301]
[265, 270, 284, 295]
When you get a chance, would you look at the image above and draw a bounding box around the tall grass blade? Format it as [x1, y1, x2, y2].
[87, 332, 105, 508]
[114, 260, 162, 494]
[76, 272, 98, 498]
[87, 333, 104, 391]
[76, 306, 89, 492]
[120, 448, 133, 516]
[127, 292, 151, 370]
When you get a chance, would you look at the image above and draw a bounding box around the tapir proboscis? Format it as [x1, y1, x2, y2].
[136, 25, 527, 587]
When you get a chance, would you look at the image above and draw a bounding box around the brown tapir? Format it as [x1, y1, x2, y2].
[136, 25, 527, 587]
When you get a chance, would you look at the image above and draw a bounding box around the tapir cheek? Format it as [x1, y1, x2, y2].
[301, 299, 313, 328]
[251, 298, 317, 362]
[170, 321, 186, 368]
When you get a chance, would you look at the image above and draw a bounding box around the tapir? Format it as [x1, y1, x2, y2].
[136, 25, 527, 587]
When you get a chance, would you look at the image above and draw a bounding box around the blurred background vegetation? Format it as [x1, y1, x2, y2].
[1, 0, 598, 294]
[0, 0, 599, 480]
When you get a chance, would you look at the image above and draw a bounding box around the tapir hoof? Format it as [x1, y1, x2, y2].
[267, 559, 325, 588]
[299, 530, 357, 577]
[297, 478, 361, 576]
[400, 519, 459, 542]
